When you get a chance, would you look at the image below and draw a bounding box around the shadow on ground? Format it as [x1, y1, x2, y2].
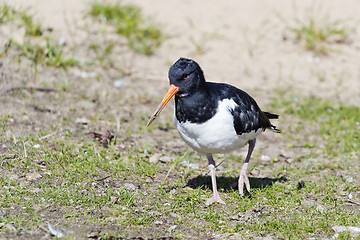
[186, 175, 288, 192]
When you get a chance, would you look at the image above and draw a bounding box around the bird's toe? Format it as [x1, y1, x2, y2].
[205, 194, 226, 206]
[238, 170, 251, 198]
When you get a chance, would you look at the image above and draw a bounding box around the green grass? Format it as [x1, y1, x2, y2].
[89, 40, 116, 66]
[289, 15, 352, 54]
[0, 4, 42, 37]
[232, 178, 359, 237]
[89, 2, 163, 55]
[1, 88, 359, 239]
[0, 4, 14, 23]
[0, 114, 12, 132]
[20, 14, 43, 37]
[13, 39, 79, 71]
[0, 137, 136, 228]
[0, 4, 79, 74]
[272, 96, 360, 156]
[1, 103, 359, 239]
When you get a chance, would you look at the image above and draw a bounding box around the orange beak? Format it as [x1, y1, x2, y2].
[147, 84, 179, 126]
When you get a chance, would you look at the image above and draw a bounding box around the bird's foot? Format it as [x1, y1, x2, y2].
[238, 163, 251, 198]
[205, 192, 226, 206]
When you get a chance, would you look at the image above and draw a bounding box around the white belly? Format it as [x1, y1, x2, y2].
[174, 99, 263, 154]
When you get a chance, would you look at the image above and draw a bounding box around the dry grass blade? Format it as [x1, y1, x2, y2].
[2, 86, 58, 95]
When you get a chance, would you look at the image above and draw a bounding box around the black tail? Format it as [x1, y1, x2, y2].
[264, 112, 281, 133]
[264, 112, 279, 119]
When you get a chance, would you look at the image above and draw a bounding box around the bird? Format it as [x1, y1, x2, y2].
[147, 58, 280, 205]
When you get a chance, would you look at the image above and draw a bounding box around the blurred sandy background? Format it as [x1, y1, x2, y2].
[4, 0, 360, 106]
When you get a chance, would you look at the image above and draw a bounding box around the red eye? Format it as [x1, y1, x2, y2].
[184, 74, 189, 79]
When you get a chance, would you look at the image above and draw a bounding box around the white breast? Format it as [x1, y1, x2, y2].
[174, 99, 263, 154]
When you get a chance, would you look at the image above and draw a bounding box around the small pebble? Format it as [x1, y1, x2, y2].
[180, 160, 199, 169]
[5, 223, 17, 232]
[149, 153, 160, 163]
[169, 189, 177, 195]
[87, 230, 100, 239]
[316, 203, 326, 213]
[159, 156, 172, 163]
[75, 117, 89, 125]
[31, 188, 43, 193]
[58, 37, 67, 46]
[332, 225, 360, 234]
[124, 183, 136, 191]
[154, 220, 163, 225]
[260, 155, 271, 162]
[170, 213, 181, 220]
[169, 225, 177, 232]
[114, 79, 125, 88]
[307, 55, 320, 63]
[26, 172, 42, 181]
[344, 176, 354, 183]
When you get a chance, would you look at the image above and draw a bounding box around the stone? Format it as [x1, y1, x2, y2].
[124, 183, 136, 191]
[149, 153, 161, 163]
[26, 172, 42, 181]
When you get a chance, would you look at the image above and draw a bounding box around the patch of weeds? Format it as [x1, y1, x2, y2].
[0, 4, 78, 74]
[40, 180, 134, 208]
[125, 210, 159, 226]
[89, 41, 116, 65]
[168, 186, 203, 211]
[0, 135, 139, 231]
[13, 39, 78, 72]
[287, 14, 352, 55]
[124, 145, 158, 177]
[0, 40, 11, 57]
[89, 2, 163, 55]
[1, 124, 359, 238]
[273, 96, 360, 156]
[230, 178, 360, 238]
[0, 4, 42, 36]
[337, 232, 356, 240]
[0, 114, 12, 132]
[0, 4, 16, 23]
[20, 13, 43, 37]
[0, 177, 43, 229]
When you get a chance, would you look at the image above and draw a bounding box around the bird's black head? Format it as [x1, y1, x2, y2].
[168, 58, 206, 96]
[147, 58, 205, 126]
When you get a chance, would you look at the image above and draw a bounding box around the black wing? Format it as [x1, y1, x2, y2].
[209, 83, 279, 135]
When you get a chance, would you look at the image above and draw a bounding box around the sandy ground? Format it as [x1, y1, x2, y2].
[4, 0, 360, 106]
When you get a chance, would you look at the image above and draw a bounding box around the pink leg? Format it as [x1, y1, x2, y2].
[205, 154, 225, 205]
[239, 139, 256, 198]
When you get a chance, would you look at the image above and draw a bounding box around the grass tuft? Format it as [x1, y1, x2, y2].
[290, 16, 351, 54]
[0, 4, 79, 75]
[21, 14, 43, 37]
[274, 96, 360, 156]
[13, 39, 79, 69]
[89, 2, 163, 55]
[0, 4, 16, 24]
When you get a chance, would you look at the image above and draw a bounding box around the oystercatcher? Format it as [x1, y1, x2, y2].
[147, 58, 280, 205]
